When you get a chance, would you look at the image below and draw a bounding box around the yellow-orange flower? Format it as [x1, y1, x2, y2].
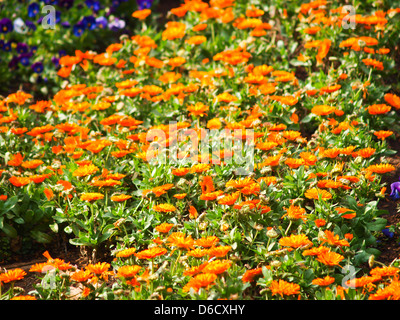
[269, 279, 301, 297]
[279, 234, 313, 249]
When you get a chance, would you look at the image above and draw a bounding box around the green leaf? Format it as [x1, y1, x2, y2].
[30, 230, 53, 244]
[1, 223, 18, 238]
[1, 196, 18, 214]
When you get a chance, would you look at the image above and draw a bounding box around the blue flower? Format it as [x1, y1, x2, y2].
[137, 0, 153, 10]
[86, 0, 100, 12]
[28, 3, 40, 18]
[73, 21, 85, 36]
[25, 20, 37, 31]
[82, 16, 96, 30]
[0, 18, 13, 34]
[382, 228, 394, 238]
[9, 56, 20, 69]
[31, 61, 44, 73]
[19, 53, 32, 66]
[3, 41, 12, 52]
[96, 16, 108, 29]
[16, 43, 29, 54]
[390, 180, 400, 200]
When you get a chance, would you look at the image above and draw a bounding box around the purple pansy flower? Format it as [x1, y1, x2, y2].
[390, 179, 400, 200]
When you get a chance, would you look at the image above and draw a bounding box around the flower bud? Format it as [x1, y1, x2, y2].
[266, 228, 278, 239]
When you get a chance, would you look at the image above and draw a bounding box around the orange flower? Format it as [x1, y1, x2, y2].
[384, 93, 400, 109]
[279, 234, 313, 249]
[80, 193, 104, 202]
[0, 268, 27, 283]
[86, 262, 111, 276]
[155, 222, 175, 233]
[319, 230, 350, 247]
[316, 251, 344, 266]
[311, 105, 336, 116]
[218, 192, 240, 206]
[188, 206, 198, 219]
[7, 153, 24, 166]
[71, 270, 93, 282]
[110, 194, 132, 202]
[367, 104, 391, 115]
[171, 167, 190, 176]
[116, 247, 136, 258]
[152, 203, 177, 213]
[208, 245, 232, 258]
[373, 130, 393, 140]
[242, 267, 263, 283]
[282, 205, 307, 221]
[356, 147, 376, 158]
[9, 176, 31, 187]
[195, 236, 219, 248]
[370, 266, 400, 278]
[269, 279, 301, 297]
[187, 102, 209, 117]
[312, 276, 335, 286]
[285, 158, 305, 169]
[73, 164, 99, 177]
[167, 232, 194, 250]
[135, 247, 168, 259]
[201, 259, 231, 274]
[362, 58, 384, 70]
[304, 188, 332, 200]
[44, 188, 54, 201]
[182, 273, 217, 292]
[116, 265, 142, 279]
[366, 163, 395, 174]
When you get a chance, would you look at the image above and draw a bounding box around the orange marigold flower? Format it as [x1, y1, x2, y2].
[316, 251, 345, 266]
[7, 153, 24, 166]
[0, 268, 27, 283]
[116, 265, 142, 279]
[370, 266, 400, 278]
[242, 267, 263, 283]
[132, 9, 151, 20]
[282, 205, 307, 221]
[201, 259, 231, 274]
[367, 104, 391, 115]
[188, 206, 198, 219]
[86, 262, 111, 276]
[110, 194, 132, 202]
[80, 193, 104, 202]
[44, 188, 54, 200]
[116, 247, 136, 258]
[366, 163, 395, 174]
[279, 234, 313, 249]
[384, 93, 400, 109]
[9, 176, 31, 187]
[319, 230, 350, 247]
[312, 276, 335, 286]
[270, 279, 301, 297]
[73, 164, 99, 177]
[374, 130, 393, 140]
[10, 295, 36, 300]
[71, 270, 92, 282]
[195, 236, 220, 248]
[311, 105, 336, 116]
[304, 188, 332, 200]
[167, 232, 194, 250]
[153, 203, 177, 213]
[182, 273, 217, 292]
[135, 247, 168, 259]
[362, 58, 384, 70]
[155, 222, 175, 233]
[218, 192, 240, 206]
[208, 245, 232, 258]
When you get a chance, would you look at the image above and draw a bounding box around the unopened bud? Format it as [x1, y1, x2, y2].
[266, 228, 278, 239]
